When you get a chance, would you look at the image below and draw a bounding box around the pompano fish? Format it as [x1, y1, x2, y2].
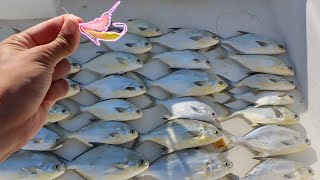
[81, 51, 143, 75]
[46, 121, 138, 146]
[67, 145, 149, 180]
[21, 128, 62, 151]
[225, 54, 294, 76]
[150, 28, 220, 50]
[233, 91, 295, 107]
[47, 104, 70, 123]
[67, 57, 81, 74]
[146, 95, 217, 122]
[104, 33, 152, 54]
[221, 106, 299, 126]
[139, 149, 233, 180]
[139, 119, 222, 153]
[65, 78, 81, 98]
[152, 50, 211, 69]
[235, 74, 295, 91]
[0, 151, 65, 180]
[220, 31, 286, 55]
[225, 125, 311, 157]
[127, 19, 161, 37]
[140, 69, 228, 97]
[67, 75, 146, 99]
[80, 99, 142, 121]
[243, 158, 314, 180]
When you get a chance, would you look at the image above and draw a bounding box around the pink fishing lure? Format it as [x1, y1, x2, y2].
[79, 1, 127, 46]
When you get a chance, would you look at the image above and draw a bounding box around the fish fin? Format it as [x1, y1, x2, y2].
[217, 128, 239, 150]
[88, 142, 104, 147]
[138, 27, 148, 31]
[125, 43, 135, 47]
[116, 57, 128, 64]
[190, 106, 205, 113]
[201, 45, 218, 52]
[32, 138, 45, 144]
[113, 162, 129, 170]
[252, 157, 269, 162]
[115, 107, 127, 113]
[192, 58, 201, 63]
[124, 86, 136, 91]
[189, 36, 203, 41]
[237, 30, 250, 35]
[256, 41, 269, 47]
[187, 130, 203, 137]
[127, 19, 137, 21]
[109, 132, 121, 137]
[283, 174, 295, 179]
[269, 78, 280, 83]
[168, 27, 182, 30]
[282, 140, 295, 146]
[96, 50, 108, 54]
[23, 167, 41, 174]
[193, 81, 208, 86]
[272, 107, 284, 118]
[278, 93, 288, 98]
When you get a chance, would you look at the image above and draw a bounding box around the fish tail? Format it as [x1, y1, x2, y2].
[218, 128, 240, 150]
[143, 94, 163, 108]
[149, 37, 159, 43]
[218, 112, 238, 122]
[135, 73, 155, 89]
[45, 124, 73, 141]
[131, 135, 147, 150]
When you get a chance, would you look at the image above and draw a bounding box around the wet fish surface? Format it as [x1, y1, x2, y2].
[235, 74, 295, 91]
[226, 125, 311, 157]
[220, 32, 286, 55]
[152, 50, 211, 69]
[21, 128, 62, 151]
[127, 19, 161, 37]
[150, 28, 219, 50]
[104, 33, 152, 54]
[243, 158, 314, 180]
[140, 149, 233, 180]
[80, 99, 142, 121]
[0, 151, 65, 180]
[140, 69, 228, 97]
[222, 106, 299, 126]
[67, 145, 149, 180]
[139, 119, 222, 153]
[47, 104, 70, 123]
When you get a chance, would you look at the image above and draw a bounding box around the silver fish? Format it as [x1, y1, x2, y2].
[104, 33, 152, 54]
[65, 78, 81, 98]
[152, 50, 211, 69]
[21, 128, 62, 151]
[235, 74, 295, 91]
[67, 145, 149, 180]
[76, 75, 146, 99]
[0, 151, 65, 180]
[225, 54, 294, 76]
[139, 119, 222, 153]
[150, 28, 219, 50]
[222, 106, 299, 126]
[244, 158, 314, 180]
[82, 51, 143, 75]
[140, 69, 228, 97]
[67, 57, 81, 75]
[221, 32, 286, 55]
[148, 96, 217, 122]
[140, 149, 233, 180]
[127, 19, 161, 37]
[80, 99, 142, 121]
[233, 91, 295, 107]
[47, 121, 138, 146]
[226, 125, 311, 157]
[47, 104, 70, 123]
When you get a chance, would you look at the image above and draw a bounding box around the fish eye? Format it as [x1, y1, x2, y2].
[218, 81, 224, 85]
[139, 160, 145, 165]
[212, 112, 215, 116]
[214, 130, 219, 135]
[288, 66, 293, 70]
[137, 59, 142, 63]
[71, 84, 77, 88]
[223, 161, 230, 166]
[308, 169, 313, 174]
[305, 139, 310, 143]
[206, 60, 210, 64]
[156, 28, 160, 32]
[294, 114, 298, 118]
[54, 164, 61, 169]
[145, 42, 150, 46]
[136, 110, 140, 113]
[289, 95, 294, 98]
[62, 109, 67, 113]
[278, 44, 285, 49]
[130, 129, 136, 134]
[71, 63, 78, 66]
[212, 35, 218, 40]
[139, 85, 145, 89]
[289, 81, 294, 84]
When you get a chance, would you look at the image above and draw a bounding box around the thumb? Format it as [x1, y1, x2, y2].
[31, 15, 81, 66]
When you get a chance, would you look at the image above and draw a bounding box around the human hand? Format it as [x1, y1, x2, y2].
[0, 14, 82, 161]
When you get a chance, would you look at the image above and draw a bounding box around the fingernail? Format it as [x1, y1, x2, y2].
[64, 19, 77, 35]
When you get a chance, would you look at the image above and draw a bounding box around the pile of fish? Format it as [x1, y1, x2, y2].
[0, 19, 314, 180]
